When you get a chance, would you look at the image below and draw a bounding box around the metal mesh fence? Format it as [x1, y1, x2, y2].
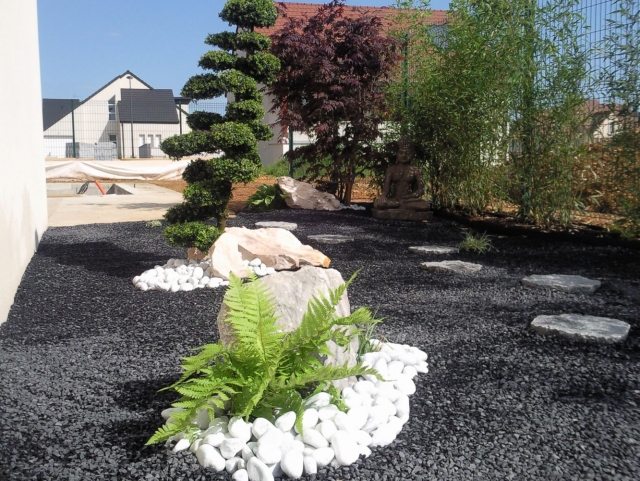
[43, 100, 226, 160]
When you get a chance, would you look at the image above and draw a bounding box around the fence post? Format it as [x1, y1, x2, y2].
[70, 99, 76, 158]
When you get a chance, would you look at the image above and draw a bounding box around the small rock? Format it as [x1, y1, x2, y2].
[315, 420, 338, 441]
[305, 392, 332, 409]
[294, 408, 318, 433]
[172, 438, 190, 453]
[232, 469, 249, 481]
[370, 423, 398, 447]
[307, 234, 354, 244]
[220, 437, 247, 459]
[255, 443, 282, 465]
[331, 430, 360, 466]
[531, 314, 630, 343]
[252, 418, 275, 439]
[246, 457, 274, 481]
[280, 450, 304, 479]
[226, 457, 242, 474]
[196, 444, 226, 471]
[522, 274, 601, 294]
[257, 427, 283, 447]
[409, 245, 459, 254]
[420, 260, 482, 274]
[303, 455, 318, 475]
[255, 221, 297, 231]
[228, 417, 252, 442]
[311, 447, 335, 467]
[275, 411, 296, 432]
[302, 427, 329, 448]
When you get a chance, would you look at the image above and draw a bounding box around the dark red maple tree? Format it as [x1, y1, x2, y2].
[268, 0, 400, 204]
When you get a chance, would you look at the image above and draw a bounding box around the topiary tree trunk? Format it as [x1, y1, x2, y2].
[161, 0, 280, 247]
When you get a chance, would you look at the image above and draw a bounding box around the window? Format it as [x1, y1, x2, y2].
[139, 135, 146, 146]
[108, 96, 116, 121]
[109, 134, 116, 145]
[148, 134, 153, 147]
[156, 135, 161, 147]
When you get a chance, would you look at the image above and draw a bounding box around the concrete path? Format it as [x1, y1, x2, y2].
[47, 182, 183, 227]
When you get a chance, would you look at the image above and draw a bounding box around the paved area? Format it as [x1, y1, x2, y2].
[47, 182, 183, 227]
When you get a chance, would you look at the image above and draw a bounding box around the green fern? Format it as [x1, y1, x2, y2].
[146, 271, 382, 445]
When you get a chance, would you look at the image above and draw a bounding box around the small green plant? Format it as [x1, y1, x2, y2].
[163, 222, 222, 252]
[244, 183, 287, 212]
[146, 220, 162, 228]
[146, 272, 380, 445]
[458, 232, 492, 253]
[356, 320, 382, 362]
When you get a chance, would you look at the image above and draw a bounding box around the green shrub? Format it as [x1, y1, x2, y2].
[244, 183, 287, 212]
[163, 222, 222, 251]
[146, 220, 162, 228]
[146, 272, 380, 445]
[458, 232, 492, 253]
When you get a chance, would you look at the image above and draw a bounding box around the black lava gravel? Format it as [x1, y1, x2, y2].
[1, 210, 639, 481]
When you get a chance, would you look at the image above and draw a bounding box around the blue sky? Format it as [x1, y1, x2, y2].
[37, 0, 451, 100]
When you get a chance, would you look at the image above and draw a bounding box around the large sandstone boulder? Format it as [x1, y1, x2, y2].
[277, 177, 340, 211]
[217, 266, 358, 389]
[208, 232, 250, 280]
[209, 227, 330, 277]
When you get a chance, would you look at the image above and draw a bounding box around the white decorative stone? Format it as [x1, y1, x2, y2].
[386, 360, 405, 381]
[315, 420, 338, 441]
[172, 438, 190, 453]
[332, 412, 356, 434]
[257, 427, 283, 447]
[277, 177, 340, 211]
[161, 407, 184, 420]
[318, 404, 340, 421]
[415, 361, 429, 373]
[303, 455, 318, 475]
[420, 260, 482, 274]
[370, 423, 398, 447]
[359, 445, 372, 458]
[241, 445, 255, 462]
[233, 468, 249, 481]
[280, 449, 304, 478]
[226, 457, 243, 474]
[354, 380, 377, 396]
[305, 392, 332, 409]
[295, 408, 318, 433]
[522, 274, 601, 294]
[255, 443, 282, 465]
[251, 418, 275, 439]
[255, 221, 297, 231]
[395, 394, 410, 418]
[403, 365, 418, 379]
[193, 266, 204, 280]
[275, 411, 296, 432]
[228, 417, 252, 442]
[203, 432, 226, 447]
[374, 396, 397, 417]
[354, 429, 372, 447]
[347, 407, 369, 430]
[531, 314, 630, 343]
[196, 444, 226, 471]
[302, 427, 329, 448]
[311, 447, 335, 467]
[361, 405, 389, 433]
[246, 457, 274, 481]
[331, 430, 360, 466]
[220, 437, 247, 459]
[180, 283, 194, 292]
[409, 245, 459, 254]
[394, 376, 417, 396]
[189, 439, 202, 453]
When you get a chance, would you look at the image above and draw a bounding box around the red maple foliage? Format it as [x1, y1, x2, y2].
[268, 0, 400, 204]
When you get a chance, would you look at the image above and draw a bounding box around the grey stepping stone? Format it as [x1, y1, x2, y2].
[531, 314, 630, 343]
[255, 221, 297, 231]
[522, 274, 601, 294]
[409, 245, 459, 254]
[307, 234, 354, 244]
[420, 260, 482, 274]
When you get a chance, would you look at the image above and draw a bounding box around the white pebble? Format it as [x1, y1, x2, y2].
[415, 360, 429, 373]
[189, 439, 202, 453]
[354, 380, 377, 396]
[170, 283, 181, 292]
[226, 456, 242, 474]
[132, 276, 140, 285]
[203, 432, 225, 447]
[255, 442, 282, 465]
[395, 394, 410, 418]
[199, 276, 210, 285]
[359, 445, 372, 458]
[281, 449, 303, 479]
[394, 376, 416, 395]
[252, 418, 275, 439]
[386, 360, 405, 381]
[275, 411, 296, 432]
[172, 438, 190, 453]
[315, 420, 338, 441]
[317, 404, 339, 421]
[196, 444, 226, 471]
[246, 457, 274, 481]
[241, 445, 255, 462]
[331, 430, 360, 466]
[374, 396, 397, 417]
[161, 407, 184, 420]
[403, 365, 418, 379]
[301, 427, 328, 448]
[228, 417, 252, 442]
[181, 283, 194, 292]
[294, 408, 318, 433]
[354, 429, 372, 447]
[266, 267, 276, 275]
[232, 469, 248, 481]
[303, 455, 317, 475]
[136, 282, 148, 291]
[220, 437, 247, 459]
[347, 406, 369, 430]
[193, 266, 204, 279]
[332, 412, 356, 434]
[369, 423, 398, 447]
[408, 346, 428, 362]
[311, 447, 335, 467]
[249, 258, 262, 267]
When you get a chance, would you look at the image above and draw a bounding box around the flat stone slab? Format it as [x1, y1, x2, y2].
[409, 245, 459, 255]
[531, 314, 630, 343]
[420, 260, 482, 274]
[372, 209, 432, 221]
[522, 274, 601, 294]
[255, 221, 297, 231]
[307, 234, 354, 244]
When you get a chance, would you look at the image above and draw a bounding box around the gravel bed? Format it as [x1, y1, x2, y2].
[1, 210, 639, 481]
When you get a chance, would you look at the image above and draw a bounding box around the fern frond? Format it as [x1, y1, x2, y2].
[277, 362, 381, 392]
[161, 343, 227, 391]
[146, 422, 184, 445]
[333, 307, 380, 326]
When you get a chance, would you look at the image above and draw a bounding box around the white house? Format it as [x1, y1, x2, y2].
[42, 71, 191, 159]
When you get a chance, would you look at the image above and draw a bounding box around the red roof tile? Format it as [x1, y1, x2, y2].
[256, 1, 447, 36]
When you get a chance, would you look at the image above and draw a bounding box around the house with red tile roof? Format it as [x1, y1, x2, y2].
[255, 1, 447, 166]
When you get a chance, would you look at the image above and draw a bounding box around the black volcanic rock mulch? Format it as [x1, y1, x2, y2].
[1, 210, 639, 481]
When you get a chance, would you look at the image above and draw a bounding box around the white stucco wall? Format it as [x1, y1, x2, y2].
[0, 1, 48, 324]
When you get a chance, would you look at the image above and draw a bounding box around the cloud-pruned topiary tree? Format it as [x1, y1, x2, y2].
[161, 0, 280, 244]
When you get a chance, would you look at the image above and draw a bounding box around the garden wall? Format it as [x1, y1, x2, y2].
[0, 1, 48, 324]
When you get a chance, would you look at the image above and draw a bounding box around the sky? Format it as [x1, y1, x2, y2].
[37, 0, 451, 100]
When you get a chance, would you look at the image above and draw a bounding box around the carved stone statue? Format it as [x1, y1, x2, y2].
[372, 137, 431, 221]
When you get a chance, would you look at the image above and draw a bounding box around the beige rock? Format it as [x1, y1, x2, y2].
[217, 267, 358, 389]
[208, 232, 250, 280]
[226, 227, 330, 271]
[277, 177, 340, 211]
